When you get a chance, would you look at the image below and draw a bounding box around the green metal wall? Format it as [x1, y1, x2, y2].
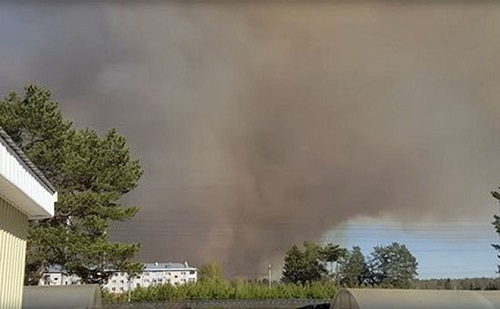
[0, 196, 28, 309]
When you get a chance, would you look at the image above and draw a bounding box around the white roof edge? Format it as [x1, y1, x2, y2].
[0, 128, 56, 193]
[144, 267, 198, 271]
[0, 129, 56, 219]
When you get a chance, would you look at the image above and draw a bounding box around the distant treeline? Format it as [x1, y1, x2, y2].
[414, 277, 500, 290]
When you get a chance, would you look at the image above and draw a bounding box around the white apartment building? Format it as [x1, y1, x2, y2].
[105, 262, 198, 293]
[39, 262, 198, 294]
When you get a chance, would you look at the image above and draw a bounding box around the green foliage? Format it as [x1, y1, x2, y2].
[198, 261, 225, 283]
[339, 246, 367, 287]
[367, 242, 418, 289]
[0, 85, 72, 185]
[320, 243, 347, 279]
[0, 85, 143, 285]
[282, 242, 345, 285]
[282, 243, 323, 285]
[101, 279, 338, 303]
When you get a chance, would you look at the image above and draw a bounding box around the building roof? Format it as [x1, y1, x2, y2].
[45, 265, 65, 273]
[45, 262, 198, 274]
[0, 127, 55, 193]
[144, 262, 197, 272]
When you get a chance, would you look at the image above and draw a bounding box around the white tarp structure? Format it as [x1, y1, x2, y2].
[23, 285, 102, 309]
[331, 289, 500, 309]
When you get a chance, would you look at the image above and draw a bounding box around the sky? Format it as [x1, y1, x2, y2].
[1, 2, 500, 279]
[325, 217, 499, 279]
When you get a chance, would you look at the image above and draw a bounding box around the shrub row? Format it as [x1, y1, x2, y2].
[103, 279, 338, 303]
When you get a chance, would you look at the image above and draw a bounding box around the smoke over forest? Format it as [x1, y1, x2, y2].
[2, 2, 500, 277]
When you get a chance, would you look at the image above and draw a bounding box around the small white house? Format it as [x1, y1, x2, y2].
[0, 128, 57, 308]
[39, 265, 81, 286]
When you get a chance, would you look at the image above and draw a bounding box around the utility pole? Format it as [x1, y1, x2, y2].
[127, 273, 132, 302]
[335, 262, 340, 286]
[268, 264, 272, 289]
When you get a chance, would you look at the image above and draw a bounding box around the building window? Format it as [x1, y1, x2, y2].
[120, 280, 124, 283]
[112, 287, 116, 291]
[189, 271, 195, 275]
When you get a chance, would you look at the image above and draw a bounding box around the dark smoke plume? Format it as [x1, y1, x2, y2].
[2, 2, 500, 277]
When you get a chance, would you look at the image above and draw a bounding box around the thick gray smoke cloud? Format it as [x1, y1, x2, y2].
[2, 2, 500, 277]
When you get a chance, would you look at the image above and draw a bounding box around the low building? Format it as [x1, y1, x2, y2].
[0, 128, 57, 308]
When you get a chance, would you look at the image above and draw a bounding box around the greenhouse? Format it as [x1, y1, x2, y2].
[331, 288, 500, 309]
[23, 285, 102, 309]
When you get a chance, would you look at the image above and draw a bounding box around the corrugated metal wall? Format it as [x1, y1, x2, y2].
[0, 196, 28, 309]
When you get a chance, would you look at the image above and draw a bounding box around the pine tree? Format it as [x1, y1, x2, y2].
[367, 242, 418, 289]
[319, 243, 347, 280]
[0, 85, 143, 285]
[282, 244, 308, 284]
[281, 241, 344, 285]
[339, 246, 367, 287]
